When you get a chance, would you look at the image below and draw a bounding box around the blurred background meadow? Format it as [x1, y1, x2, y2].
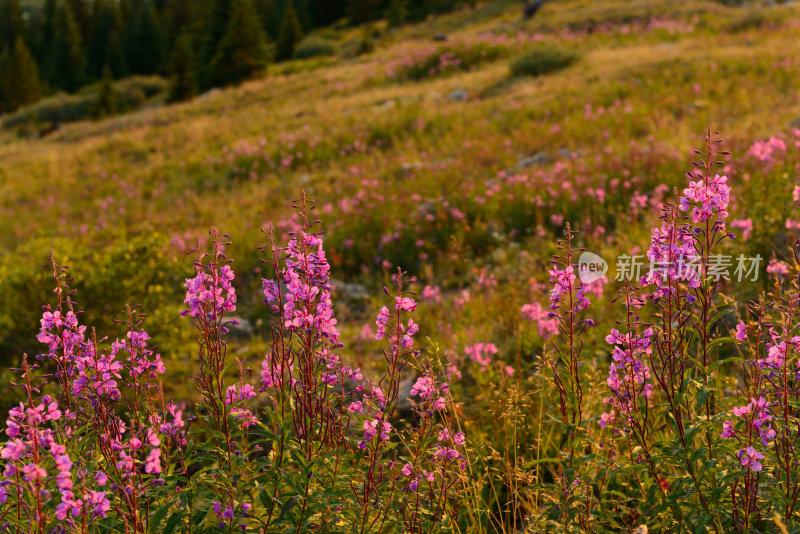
[1, 0, 800, 529]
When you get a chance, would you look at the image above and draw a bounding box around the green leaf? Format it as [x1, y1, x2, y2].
[192, 509, 207, 526]
[163, 512, 184, 534]
[706, 336, 734, 352]
[148, 504, 171, 532]
[523, 457, 560, 468]
[696, 386, 713, 412]
[277, 496, 300, 522]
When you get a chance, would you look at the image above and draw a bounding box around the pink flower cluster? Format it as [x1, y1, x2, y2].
[422, 285, 442, 303]
[409, 374, 448, 412]
[766, 258, 790, 282]
[548, 265, 589, 312]
[641, 221, 700, 296]
[465, 343, 498, 370]
[747, 136, 786, 164]
[600, 327, 654, 430]
[0, 394, 115, 523]
[731, 218, 752, 240]
[359, 417, 392, 450]
[275, 232, 339, 342]
[37, 309, 87, 384]
[679, 173, 730, 225]
[225, 383, 258, 428]
[181, 264, 237, 319]
[375, 297, 419, 353]
[521, 303, 559, 338]
[722, 397, 774, 473]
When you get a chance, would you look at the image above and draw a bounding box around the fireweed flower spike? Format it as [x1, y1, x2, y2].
[541, 223, 597, 530]
[0, 357, 77, 532]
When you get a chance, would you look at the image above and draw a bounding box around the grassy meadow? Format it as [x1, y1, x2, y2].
[3, 0, 800, 531]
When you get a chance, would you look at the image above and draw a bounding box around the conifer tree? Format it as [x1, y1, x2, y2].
[294, 0, 312, 31]
[119, 0, 132, 21]
[162, 0, 193, 51]
[0, 0, 22, 51]
[87, 0, 124, 79]
[45, 2, 86, 91]
[0, 36, 42, 113]
[255, 0, 278, 39]
[275, 1, 302, 61]
[347, 0, 381, 24]
[32, 0, 58, 63]
[210, 0, 267, 86]
[93, 65, 116, 117]
[310, 0, 347, 27]
[197, 0, 231, 90]
[67, 0, 91, 43]
[126, 0, 164, 74]
[386, 0, 407, 27]
[106, 28, 129, 78]
[168, 29, 195, 101]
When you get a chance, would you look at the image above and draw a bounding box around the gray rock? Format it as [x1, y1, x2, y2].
[447, 89, 469, 102]
[330, 279, 369, 300]
[433, 33, 448, 42]
[374, 98, 396, 111]
[416, 201, 436, 215]
[395, 375, 417, 417]
[400, 161, 424, 172]
[557, 148, 580, 159]
[198, 88, 222, 101]
[513, 152, 551, 170]
[228, 316, 253, 340]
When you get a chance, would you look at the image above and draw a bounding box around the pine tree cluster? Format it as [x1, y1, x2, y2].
[0, 0, 468, 113]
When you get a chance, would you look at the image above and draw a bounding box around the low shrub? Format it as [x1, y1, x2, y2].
[725, 8, 785, 32]
[387, 42, 508, 81]
[509, 45, 580, 78]
[292, 36, 338, 59]
[0, 233, 190, 406]
[339, 36, 375, 58]
[1, 76, 168, 131]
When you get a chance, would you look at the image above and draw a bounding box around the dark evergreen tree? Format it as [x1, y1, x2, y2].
[119, 0, 132, 21]
[168, 29, 195, 101]
[255, 0, 278, 39]
[210, 0, 267, 86]
[309, 0, 346, 27]
[106, 29, 129, 78]
[386, 0, 407, 27]
[67, 0, 91, 43]
[0, 36, 42, 113]
[36, 0, 58, 62]
[0, 0, 23, 51]
[275, 0, 302, 61]
[125, 0, 164, 74]
[162, 0, 193, 51]
[93, 65, 116, 117]
[44, 2, 86, 91]
[87, 0, 124, 79]
[197, 0, 231, 90]
[294, 0, 312, 31]
[347, 0, 381, 24]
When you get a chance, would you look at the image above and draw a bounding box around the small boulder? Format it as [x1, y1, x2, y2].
[513, 152, 551, 170]
[447, 89, 469, 102]
[395, 375, 418, 418]
[227, 316, 254, 340]
[330, 279, 370, 300]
